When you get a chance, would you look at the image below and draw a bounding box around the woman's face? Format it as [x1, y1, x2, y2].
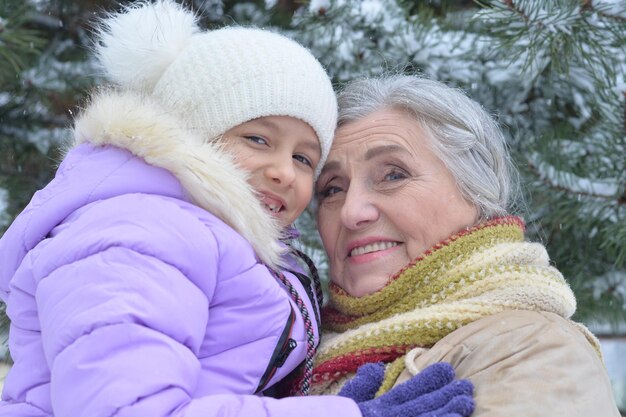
[316, 108, 478, 297]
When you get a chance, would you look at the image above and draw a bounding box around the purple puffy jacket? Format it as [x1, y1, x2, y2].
[0, 92, 359, 417]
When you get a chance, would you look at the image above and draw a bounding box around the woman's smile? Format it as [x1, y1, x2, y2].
[347, 239, 402, 264]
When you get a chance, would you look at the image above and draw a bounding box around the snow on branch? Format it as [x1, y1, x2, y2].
[528, 152, 621, 199]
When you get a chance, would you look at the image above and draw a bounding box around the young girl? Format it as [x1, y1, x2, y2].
[0, 2, 474, 417]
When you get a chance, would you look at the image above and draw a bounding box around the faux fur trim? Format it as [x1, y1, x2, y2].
[70, 90, 286, 269]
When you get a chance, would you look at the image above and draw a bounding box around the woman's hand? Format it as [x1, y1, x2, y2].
[338, 362, 474, 417]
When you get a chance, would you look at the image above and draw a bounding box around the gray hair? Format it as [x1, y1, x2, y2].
[337, 74, 519, 220]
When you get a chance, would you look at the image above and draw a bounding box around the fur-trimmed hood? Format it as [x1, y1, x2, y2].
[70, 89, 285, 268]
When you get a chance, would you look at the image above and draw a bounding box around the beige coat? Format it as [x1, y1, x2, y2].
[394, 310, 620, 416]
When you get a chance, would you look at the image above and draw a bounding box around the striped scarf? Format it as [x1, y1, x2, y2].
[309, 217, 600, 395]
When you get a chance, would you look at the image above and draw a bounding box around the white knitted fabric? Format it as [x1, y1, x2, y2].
[95, 0, 337, 176]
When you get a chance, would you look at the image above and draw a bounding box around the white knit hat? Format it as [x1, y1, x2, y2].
[95, 0, 337, 176]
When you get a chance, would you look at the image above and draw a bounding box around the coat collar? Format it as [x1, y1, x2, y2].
[70, 89, 286, 269]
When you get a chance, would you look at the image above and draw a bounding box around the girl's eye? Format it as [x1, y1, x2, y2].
[244, 135, 268, 146]
[293, 154, 313, 168]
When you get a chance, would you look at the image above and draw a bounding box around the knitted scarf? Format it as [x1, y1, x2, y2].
[309, 217, 601, 395]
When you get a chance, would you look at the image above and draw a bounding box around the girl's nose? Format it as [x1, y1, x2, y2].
[265, 156, 296, 187]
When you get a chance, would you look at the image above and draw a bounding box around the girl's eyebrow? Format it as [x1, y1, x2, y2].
[253, 118, 280, 130]
[253, 118, 320, 154]
[300, 139, 321, 154]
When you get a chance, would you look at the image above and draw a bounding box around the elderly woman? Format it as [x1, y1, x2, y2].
[311, 75, 620, 416]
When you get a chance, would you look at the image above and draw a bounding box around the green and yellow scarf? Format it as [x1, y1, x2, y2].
[309, 217, 600, 395]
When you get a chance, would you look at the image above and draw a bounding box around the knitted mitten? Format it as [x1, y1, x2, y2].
[338, 363, 386, 402]
[340, 362, 474, 417]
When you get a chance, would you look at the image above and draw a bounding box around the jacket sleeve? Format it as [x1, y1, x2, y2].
[35, 195, 361, 417]
[399, 310, 620, 417]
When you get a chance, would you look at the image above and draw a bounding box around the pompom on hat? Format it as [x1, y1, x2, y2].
[94, 0, 337, 177]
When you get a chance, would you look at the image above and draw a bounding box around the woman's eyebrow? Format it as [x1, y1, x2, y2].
[319, 160, 340, 175]
[321, 144, 405, 174]
[364, 144, 404, 160]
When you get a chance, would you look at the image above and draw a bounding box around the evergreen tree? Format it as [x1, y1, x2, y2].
[286, 0, 625, 329]
[0, 0, 107, 232]
[0, 0, 118, 355]
[0, 0, 45, 230]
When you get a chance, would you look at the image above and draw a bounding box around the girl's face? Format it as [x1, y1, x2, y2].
[222, 116, 320, 227]
[316, 108, 478, 297]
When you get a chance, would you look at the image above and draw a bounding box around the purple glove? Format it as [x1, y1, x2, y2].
[338, 362, 386, 402]
[338, 362, 474, 417]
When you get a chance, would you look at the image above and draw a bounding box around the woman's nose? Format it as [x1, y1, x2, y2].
[265, 156, 296, 187]
[340, 186, 379, 230]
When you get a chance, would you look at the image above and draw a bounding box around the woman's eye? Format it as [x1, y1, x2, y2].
[317, 185, 342, 199]
[384, 169, 408, 181]
[244, 135, 268, 146]
[293, 154, 313, 168]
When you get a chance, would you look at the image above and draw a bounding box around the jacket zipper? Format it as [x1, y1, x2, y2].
[255, 305, 297, 393]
